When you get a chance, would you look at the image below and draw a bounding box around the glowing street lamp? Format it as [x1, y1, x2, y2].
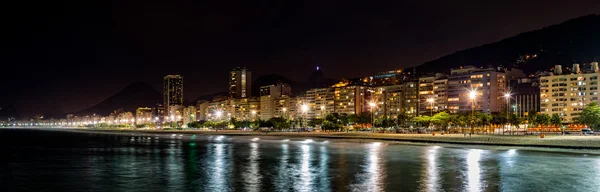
[215, 110, 223, 121]
[368, 101, 376, 132]
[301, 104, 309, 128]
[468, 89, 478, 134]
[282, 107, 287, 118]
[426, 98, 435, 116]
[301, 104, 309, 113]
[504, 92, 511, 135]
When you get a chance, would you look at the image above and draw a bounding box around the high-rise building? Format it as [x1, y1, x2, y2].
[305, 88, 335, 119]
[418, 73, 448, 115]
[447, 66, 507, 114]
[400, 80, 420, 116]
[510, 77, 540, 118]
[273, 95, 294, 119]
[229, 67, 252, 98]
[259, 82, 292, 120]
[164, 75, 184, 122]
[333, 85, 369, 115]
[540, 66, 599, 123]
[371, 85, 400, 119]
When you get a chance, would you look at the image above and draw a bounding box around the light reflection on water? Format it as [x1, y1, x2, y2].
[421, 146, 440, 192]
[1, 130, 600, 192]
[205, 143, 230, 191]
[350, 142, 385, 192]
[466, 149, 482, 192]
[296, 144, 312, 192]
[275, 144, 290, 191]
[243, 142, 261, 192]
[318, 146, 330, 192]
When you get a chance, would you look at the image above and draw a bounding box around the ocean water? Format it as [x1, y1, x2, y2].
[1, 128, 599, 191]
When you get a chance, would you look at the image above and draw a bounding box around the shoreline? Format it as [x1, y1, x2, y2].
[30, 128, 600, 150]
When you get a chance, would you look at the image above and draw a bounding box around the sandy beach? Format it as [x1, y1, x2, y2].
[66, 128, 600, 149]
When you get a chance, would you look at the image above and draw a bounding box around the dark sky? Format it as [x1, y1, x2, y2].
[3, 0, 599, 117]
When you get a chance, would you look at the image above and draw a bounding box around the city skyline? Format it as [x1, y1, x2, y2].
[6, 61, 600, 127]
[3, 2, 600, 191]
[2, 0, 599, 117]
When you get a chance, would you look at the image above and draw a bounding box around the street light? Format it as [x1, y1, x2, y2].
[469, 89, 477, 134]
[504, 92, 511, 135]
[282, 107, 287, 118]
[301, 104, 309, 113]
[469, 89, 477, 115]
[426, 98, 435, 116]
[215, 110, 223, 121]
[301, 104, 309, 128]
[368, 101, 376, 132]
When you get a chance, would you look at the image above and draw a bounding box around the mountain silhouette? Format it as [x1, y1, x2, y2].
[188, 92, 228, 105]
[75, 82, 161, 116]
[411, 14, 600, 74]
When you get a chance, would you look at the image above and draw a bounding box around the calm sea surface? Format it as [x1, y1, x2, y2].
[0, 128, 599, 191]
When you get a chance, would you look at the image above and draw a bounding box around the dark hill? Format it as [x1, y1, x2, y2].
[188, 92, 228, 105]
[75, 82, 161, 116]
[411, 14, 600, 74]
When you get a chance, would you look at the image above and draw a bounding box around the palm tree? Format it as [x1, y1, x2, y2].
[551, 114, 563, 134]
[508, 114, 523, 135]
[536, 114, 551, 134]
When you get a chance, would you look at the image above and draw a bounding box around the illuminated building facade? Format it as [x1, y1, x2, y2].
[368, 70, 405, 86]
[305, 88, 335, 119]
[418, 73, 448, 115]
[135, 107, 153, 124]
[510, 77, 540, 117]
[164, 75, 184, 121]
[333, 85, 369, 115]
[229, 67, 252, 98]
[259, 82, 292, 120]
[447, 66, 507, 114]
[540, 64, 599, 122]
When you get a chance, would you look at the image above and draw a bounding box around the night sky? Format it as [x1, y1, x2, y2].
[3, 0, 599, 117]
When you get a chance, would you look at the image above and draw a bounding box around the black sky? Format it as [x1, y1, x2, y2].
[3, 0, 599, 117]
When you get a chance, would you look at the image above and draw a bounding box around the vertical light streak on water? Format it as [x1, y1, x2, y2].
[422, 146, 440, 192]
[318, 145, 330, 192]
[275, 144, 290, 191]
[466, 149, 482, 192]
[206, 143, 229, 191]
[351, 143, 384, 192]
[166, 140, 183, 188]
[243, 143, 261, 192]
[498, 149, 517, 191]
[295, 144, 312, 192]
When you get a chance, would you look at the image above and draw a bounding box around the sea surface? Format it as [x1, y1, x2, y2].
[1, 128, 599, 191]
